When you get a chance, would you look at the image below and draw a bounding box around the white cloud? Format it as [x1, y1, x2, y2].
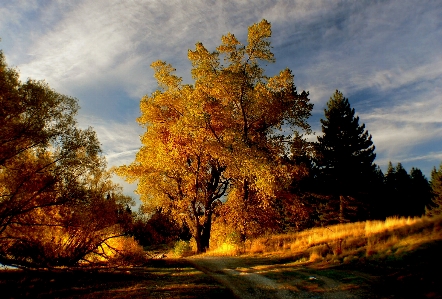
[2, 0, 442, 194]
[353, 61, 442, 92]
[77, 114, 143, 168]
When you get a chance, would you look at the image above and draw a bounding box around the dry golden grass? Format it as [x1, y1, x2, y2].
[208, 215, 442, 263]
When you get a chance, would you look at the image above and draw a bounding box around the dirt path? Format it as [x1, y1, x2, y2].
[188, 256, 367, 299]
[188, 256, 292, 299]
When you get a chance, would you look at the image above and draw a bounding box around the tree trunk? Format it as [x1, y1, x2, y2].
[194, 211, 213, 253]
[194, 224, 204, 254]
[200, 211, 212, 252]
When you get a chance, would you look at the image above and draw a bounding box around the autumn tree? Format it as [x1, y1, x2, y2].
[117, 20, 313, 252]
[278, 133, 318, 231]
[316, 90, 377, 224]
[0, 50, 135, 268]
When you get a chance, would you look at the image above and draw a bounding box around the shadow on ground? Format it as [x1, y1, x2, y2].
[0, 259, 234, 299]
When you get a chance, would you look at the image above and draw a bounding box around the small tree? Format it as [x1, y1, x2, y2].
[316, 90, 377, 224]
[426, 163, 442, 216]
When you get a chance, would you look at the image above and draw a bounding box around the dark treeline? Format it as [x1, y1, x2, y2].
[285, 90, 441, 231]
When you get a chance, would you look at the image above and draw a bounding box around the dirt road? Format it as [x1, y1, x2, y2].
[188, 256, 370, 299]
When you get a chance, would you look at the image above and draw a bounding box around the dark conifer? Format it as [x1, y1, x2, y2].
[409, 167, 432, 216]
[316, 90, 377, 224]
[426, 163, 442, 216]
[384, 163, 431, 217]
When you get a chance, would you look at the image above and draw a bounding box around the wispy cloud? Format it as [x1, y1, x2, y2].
[1, 0, 441, 192]
[77, 114, 143, 167]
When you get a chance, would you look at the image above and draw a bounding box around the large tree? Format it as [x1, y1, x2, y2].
[0, 50, 134, 268]
[316, 90, 377, 224]
[117, 20, 313, 252]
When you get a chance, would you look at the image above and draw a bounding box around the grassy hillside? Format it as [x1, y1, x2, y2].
[205, 215, 442, 298]
[208, 215, 442, 263]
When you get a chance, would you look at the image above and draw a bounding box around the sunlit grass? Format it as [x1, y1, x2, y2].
[208, 215, 442, 264]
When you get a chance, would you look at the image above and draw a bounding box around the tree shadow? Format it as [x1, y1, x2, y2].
[0, 259, 233, 298]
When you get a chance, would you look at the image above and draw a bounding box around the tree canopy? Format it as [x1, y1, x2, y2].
[117, 20, 313, 252]
[0, 50, 135, 268]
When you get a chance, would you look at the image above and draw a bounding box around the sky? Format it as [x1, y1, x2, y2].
[1, 0, 441, 201]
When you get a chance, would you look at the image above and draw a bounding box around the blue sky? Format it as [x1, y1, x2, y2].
[1, 0, 441, 199]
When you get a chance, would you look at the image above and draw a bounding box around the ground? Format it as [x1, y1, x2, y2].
[188, 241, 442, 298]
[1, 240, 441, 298]
[0, 259, 233, 299]
[189, 255, 373, 299]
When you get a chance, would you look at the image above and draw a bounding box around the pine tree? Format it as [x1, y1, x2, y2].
[384, 162, 400, 217]
[409, 167, 432, 216]
[384, 163, 431, 217]
[426, 163, 442, 216]
[369, 165, 387, 220]
[316, 90, 377, 224]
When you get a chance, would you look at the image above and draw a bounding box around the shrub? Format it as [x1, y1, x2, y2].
[173, 240, 192, 257]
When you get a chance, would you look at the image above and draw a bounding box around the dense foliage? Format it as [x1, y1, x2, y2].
[0, 50, 135, 268]
[117, 20, 313, 252]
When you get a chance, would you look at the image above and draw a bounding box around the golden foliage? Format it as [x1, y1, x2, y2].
[0, 50, 136, 268]
[117, 19, 312, 253]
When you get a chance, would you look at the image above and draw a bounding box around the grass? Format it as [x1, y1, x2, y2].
[236, 215, 442, 264]
[201, 215, 442, 298]
[202, 215, 442, 268]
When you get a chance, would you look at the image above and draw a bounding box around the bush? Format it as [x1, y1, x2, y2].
[85, 236, 147, 266]
[173, 240, 192, 257]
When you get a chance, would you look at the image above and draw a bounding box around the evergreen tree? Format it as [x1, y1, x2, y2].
[384, 163, 431, 217]
[316, 90, 377, 224]
[370, 165, 387, 220]
[426, 163, 442, 216]
[409, 167, 432, 216]
[384, 162, 400, 217]
[393, 163, 412, 216]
